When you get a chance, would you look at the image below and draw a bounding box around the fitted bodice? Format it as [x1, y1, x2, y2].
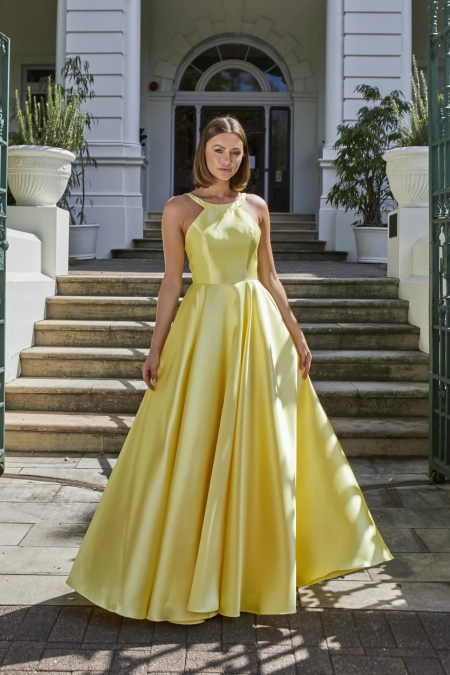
[184, 192, 261, 284]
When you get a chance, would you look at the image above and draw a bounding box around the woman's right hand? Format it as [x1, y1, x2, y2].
[142, 351, 160, 390]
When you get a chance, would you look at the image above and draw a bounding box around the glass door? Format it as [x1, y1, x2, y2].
[268, 108, 290, 212]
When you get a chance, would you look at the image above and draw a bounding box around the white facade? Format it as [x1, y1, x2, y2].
[2, 0, 427, 260]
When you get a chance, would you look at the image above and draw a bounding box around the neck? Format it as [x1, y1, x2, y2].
[198, 183, 235, 199]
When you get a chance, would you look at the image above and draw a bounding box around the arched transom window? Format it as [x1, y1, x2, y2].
[179, 43, 288, 93]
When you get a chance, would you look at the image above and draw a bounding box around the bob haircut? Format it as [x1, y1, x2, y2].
[192, 116, 251, 192]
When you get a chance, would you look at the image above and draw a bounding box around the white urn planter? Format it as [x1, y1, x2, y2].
[383, 146, 429, 208]
[8, 145, 76, 207]
[69, 224, 100, 260]
[353, 226, 388, 264]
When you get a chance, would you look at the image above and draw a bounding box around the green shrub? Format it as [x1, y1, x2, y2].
[12, 78, 86, 153]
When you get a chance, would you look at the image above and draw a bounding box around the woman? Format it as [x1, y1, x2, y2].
[66, 116, 393, 625]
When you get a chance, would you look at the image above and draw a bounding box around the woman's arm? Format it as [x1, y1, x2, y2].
[248, 195, 312, 379]
[142, 197, 186, 390]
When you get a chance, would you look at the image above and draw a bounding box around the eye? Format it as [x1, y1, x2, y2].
[215, 149, 222, 153]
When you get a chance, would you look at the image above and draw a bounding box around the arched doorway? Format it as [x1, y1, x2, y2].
[173, 40, 292, 212]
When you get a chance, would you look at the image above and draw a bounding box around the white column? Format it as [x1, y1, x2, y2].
[64, 0, 144, 258]
[55, 0, 67, 86]
[123, 0, 141, 146]
[401, 0, 413, 103]
[318, 0, 344, 252]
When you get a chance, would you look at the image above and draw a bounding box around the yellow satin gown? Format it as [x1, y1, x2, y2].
[66, 192, 393, 624]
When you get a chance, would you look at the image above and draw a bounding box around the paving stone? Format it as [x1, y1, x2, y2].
[119, 618, 154, 644]
[110, 648, 152, 674]
[255, 615, 291, 643]
[37, 648, 114, 671]
[404, 657, 445, 674]
[291, 647, 333, 674]
[83, 608, 122, 643]
[0, 576, 94, 606]
[76, 457, 118, 470]
[332, 654, 408, 674]
[186, 647, 258, 672]
[0, 546, 80, 574]
[256, 644, 296, 675]
[0, 524, 33, 546]
[1, 641, 46, 670]
[288, 611, 325, 648]
[371, 459, 429, 474]
[369, 508, 450, 529]
[0, 607, 28, 641]
[419, 613, 450, 650]
[0, 503, 96, 524]
[364, 489, 397, 508]
[14, 607, 60, 642]
[186, 615, 221, 645]
[393, 488, 450, 509]
[152, 624, 187, 645]
[386, 612, 432, 648]
[365, 648, 436, 657]
[415, 529, 450, 553]
[222, 614, 256, 644]
[320, 611, 362, 650]
[299, 580, 450, 611]
[0, 650, 7, 667]
[438, 651, 450, 675]
[0, 484, 61, 503]
[18, 469, 110, 487]
[368, 553, 450, 583]
[148, 644, 186, 671]
[51, 486, 102, 503]
[48, 607, 93, 643]
[376, 527, 429, 553]
[352, 611, 397, 648]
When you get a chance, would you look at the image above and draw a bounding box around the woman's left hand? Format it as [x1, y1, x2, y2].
[296, 332, 312, 379]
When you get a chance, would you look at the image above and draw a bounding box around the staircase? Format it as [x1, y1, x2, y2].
[111, 213, 348, 262]
[5, 274, 428, 456]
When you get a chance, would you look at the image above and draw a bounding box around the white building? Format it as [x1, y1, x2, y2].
[1, 0, 427, 260]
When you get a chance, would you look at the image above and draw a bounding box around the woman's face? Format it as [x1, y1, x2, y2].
[205, 132, 244, 183]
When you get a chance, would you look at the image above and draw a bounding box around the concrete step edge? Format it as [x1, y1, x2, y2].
[6, 378, 429, 398]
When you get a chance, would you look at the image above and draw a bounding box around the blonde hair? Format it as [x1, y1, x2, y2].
[192, 116, 251, 191]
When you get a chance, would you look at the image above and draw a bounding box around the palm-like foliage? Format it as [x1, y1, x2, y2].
[393, 55, 433, 147]
[327, 85, 409, 226]
[12, 80, 85, 152]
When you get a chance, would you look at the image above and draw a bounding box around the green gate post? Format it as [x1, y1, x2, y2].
[0, 32, 9, 477]
[428, 1, 450, 483]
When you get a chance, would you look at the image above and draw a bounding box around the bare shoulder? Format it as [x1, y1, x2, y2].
[244, 193, 269, 222]
[163, 194, 193, 220]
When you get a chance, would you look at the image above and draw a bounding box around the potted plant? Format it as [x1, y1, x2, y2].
[60, 57, 100, 260]
[8, 80, 86, 206]
[383, 55, 433, 208]
[327, 84, 409, 263]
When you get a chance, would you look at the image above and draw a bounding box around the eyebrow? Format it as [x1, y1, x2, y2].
[212, 143, 242, 150]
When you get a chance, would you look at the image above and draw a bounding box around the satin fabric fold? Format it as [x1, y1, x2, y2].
[66, 194, 393, 623]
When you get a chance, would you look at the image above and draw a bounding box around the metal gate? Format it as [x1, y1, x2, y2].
[429, 1, 450, 482]
[0, 33, 9, 477]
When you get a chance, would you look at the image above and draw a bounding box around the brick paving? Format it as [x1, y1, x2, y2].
[68, 259, 388, 278]
[1, 456, 450, 673]
[0, 605, 450, 673]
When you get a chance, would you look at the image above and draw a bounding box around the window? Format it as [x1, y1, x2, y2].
[205, 69, 262, 92]
[21, 66, 55, 107]
[179, 43, 287, 92]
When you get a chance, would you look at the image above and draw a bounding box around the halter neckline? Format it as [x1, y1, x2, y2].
[185, 192, 247, 207]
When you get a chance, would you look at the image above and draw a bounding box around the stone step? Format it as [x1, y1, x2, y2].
[110, 247, 347, 261]
[144, 223, 318, 234]
[145, 212, 316, 224]
[34, 321, 420, 350]
[18, 348, 429, 381]
[46, 296, 410, 323]
[135, 236, 324, 250]
[4, 411, 428, 456]
[145, 229, 319, 242]
[56, 275, 400, 299]
[6, 378, 429, 417]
